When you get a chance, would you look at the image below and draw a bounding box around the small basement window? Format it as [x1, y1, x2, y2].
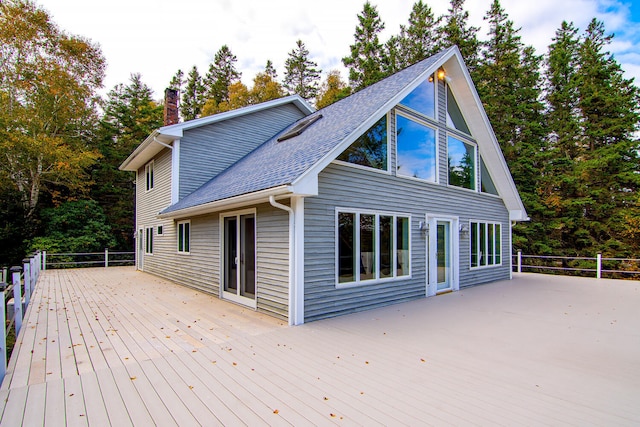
[277, 114, 323, 142]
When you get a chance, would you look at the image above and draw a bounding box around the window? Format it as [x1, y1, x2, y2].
[400, 74, 435, 118]
[446, 86, 470, 134]
[480, 157, 499, 195]
[470, 221, 501, 268]
[145, 161, 154, 191]
[396, 113, 437, 181]
[157, 225, 163, 235]
[337, 210, 410, 286]
[448, 136, 476, 190]
[177, 221, 190, 253]
[145, 227, 153, 254]
[337, 115, 387, 170]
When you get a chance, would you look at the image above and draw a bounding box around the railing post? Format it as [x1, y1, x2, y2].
[517, 250, 522, 273]
[105, 248, 109, 268]
[11, 266, 23, 336]
[596, 253, 602, 279]
[0, 283, 6, 384]
[30, 256, 36, 294]
[23, 258, 31, 309]
[42, 251, 47, 271]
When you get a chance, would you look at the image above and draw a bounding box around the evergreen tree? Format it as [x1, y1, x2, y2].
[438, 0, 480, 72]
[265, 60, 278, 80]
[169, 69, 184, 92]
[569, 19, 640, 255]
[181, 66, 205, 120]
[204, 45, 241, 105]
[396, 1, 441, 69]
[283, 39, 321, 100]
[342, 1, 388, 90]
[474, 0, 547, 252]
[93, 73, 163, 249]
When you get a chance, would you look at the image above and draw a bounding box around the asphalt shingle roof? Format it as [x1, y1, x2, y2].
[161, 49, 450, 215]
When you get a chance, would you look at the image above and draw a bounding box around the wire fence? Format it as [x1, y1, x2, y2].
[512, 251, 640, 279]
[43, 249, 134, 269]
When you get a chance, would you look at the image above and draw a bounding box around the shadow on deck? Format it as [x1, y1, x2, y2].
[0, 267, 639, 425]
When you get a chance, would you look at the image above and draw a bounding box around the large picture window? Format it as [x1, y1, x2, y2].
[396, 113, 437, 181]
[448, 136, 476, 190]
[337, 210, 410, 286]
[470, 221, 501, 268]
[177, 220, 190, 253]
[337, 115, 387, 170]
[399, 75, 435, 118]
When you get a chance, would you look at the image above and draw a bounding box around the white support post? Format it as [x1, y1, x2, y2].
[42, 251, 47, 271]
[23, 259, 31, 309]
[11, 266, 22, 336]
[0, 286, 6, 383]
[2, 268, 6, 284]
[596, 253, 602, 279]
[30, 257, 35, 295]
[105, 248, 109, 268]
[517, 250, 522, 273]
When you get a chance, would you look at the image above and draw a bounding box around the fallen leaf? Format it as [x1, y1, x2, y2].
[323, 397, 329, 401]
[130, 376, 136, 381]
[273, 409, 279, 414]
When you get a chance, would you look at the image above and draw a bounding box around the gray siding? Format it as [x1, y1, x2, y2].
[304, 163, 510, 322]
[179, 104, 307, 199]
[255, 203, 290, 320]
[137, 199, 290, 321]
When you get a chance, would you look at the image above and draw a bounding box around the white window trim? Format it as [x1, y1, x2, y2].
[335, 208, 412, 289]
[395, 109, 440, 184]
[145, 160, 154, 192]
[177, 220, 191, 254]
[144, 226, 154, 255]
[446, 134, 478, 192]
[469, 220, 503, 269]
[333, 113, 391, 174]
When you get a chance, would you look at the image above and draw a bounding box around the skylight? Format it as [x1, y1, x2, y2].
[277, 114, 323, 142]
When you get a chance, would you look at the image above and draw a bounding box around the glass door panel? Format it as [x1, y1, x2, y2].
[223, 213, 256, 305]
[436, 221, 451, 291]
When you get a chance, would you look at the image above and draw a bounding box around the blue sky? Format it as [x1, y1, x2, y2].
[35, 0, 640, 98]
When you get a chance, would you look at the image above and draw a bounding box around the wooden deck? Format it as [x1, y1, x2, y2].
[0, 267, 639, 426]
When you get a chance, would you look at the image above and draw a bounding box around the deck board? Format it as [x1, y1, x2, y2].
[1, 267, 639, 426]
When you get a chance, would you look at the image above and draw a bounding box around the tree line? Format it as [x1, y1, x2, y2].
[0, 0, 638, 266]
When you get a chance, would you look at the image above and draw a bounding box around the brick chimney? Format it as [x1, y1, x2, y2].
[163, 88, 179, 126]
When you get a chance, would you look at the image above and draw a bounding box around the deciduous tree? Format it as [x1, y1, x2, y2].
[0, 0, 105, 225]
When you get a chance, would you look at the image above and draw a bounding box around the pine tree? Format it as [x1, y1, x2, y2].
[395, 1, 440, 69]
[342, 1, 388, 90]
[569, 19, 640, 255]
[204, 45, 241, 105]
[169, 69, 184, 92]
[475, 0, 547, 252]
[438, 0, 480, 72]
[93, 74, 163, 249]
[284, 39, 321, 100]
[181, 66, 205, 120]
[265, 60, 278, 80]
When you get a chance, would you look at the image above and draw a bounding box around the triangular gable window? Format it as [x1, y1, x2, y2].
[399, 75, 435, 119]
[336, 115, 387, 170]
[480, 157, 499, 195]
[446, 86, 470, 135]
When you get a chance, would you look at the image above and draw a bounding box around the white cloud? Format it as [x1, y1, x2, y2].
[34, 0, 640, 98]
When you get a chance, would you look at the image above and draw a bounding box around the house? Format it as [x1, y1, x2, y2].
[120, 46, 528, 325]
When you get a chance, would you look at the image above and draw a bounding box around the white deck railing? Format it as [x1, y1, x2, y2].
[43, 249, 134, 269]
[1, 251, 42, 383]
[513, 251, 640, 279]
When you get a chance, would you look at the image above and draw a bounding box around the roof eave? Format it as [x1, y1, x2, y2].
[157, 185, 293, 220]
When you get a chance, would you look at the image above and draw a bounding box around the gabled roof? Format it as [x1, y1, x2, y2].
[119, 95, 314, 172]
[159, 46, 528, 221]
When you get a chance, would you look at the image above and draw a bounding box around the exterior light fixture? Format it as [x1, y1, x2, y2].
[437, 69, 446, 80]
